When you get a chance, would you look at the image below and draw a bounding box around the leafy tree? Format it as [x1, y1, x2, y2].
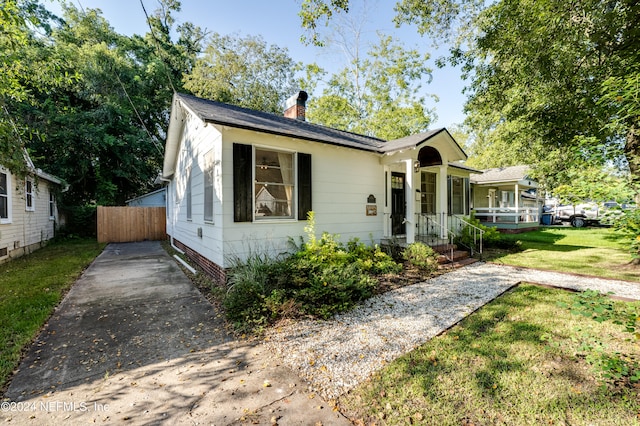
[306, 34, 434, 140]
[11, 1, 202, 205]
[0, 0, 64, 172]
[183, 33, 301, 114]
[300, 0, 640, 195]
[300, 2, 435, 140]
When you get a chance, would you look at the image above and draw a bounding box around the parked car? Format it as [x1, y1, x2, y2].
[547, 202, 600, 227]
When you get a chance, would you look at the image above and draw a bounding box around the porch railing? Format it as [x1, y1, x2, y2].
[451, 215, 484, 256]
[473, 207, 539, 224]
[415, 213, 455, 262]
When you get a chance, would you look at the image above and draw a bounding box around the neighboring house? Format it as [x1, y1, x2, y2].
[470, 165, 542, 232]
[0, 152, 63, 263]
[125, 188, 166, 207]
[161, 92, 478, 283]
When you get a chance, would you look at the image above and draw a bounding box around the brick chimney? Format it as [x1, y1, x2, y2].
[283, 91, 308, 121]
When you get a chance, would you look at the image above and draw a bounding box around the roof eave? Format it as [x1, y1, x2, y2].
[162, 94, 189, 179]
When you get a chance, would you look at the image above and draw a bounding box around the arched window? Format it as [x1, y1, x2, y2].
[417, 146, 442, 167]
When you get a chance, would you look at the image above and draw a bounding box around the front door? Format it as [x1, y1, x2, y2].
[391, 172, 406, 235]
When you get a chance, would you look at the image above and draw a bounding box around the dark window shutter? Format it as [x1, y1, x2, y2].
[297, 153, 312, 220]
[464, 177, 470, 215]
[233, 143, 252, 222]
[447, 175, 452, 216]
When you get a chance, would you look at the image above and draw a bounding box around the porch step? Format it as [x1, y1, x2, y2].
[437, 249, 470, 264]
[431, 243, 456, 254]
[449, 257, 479, 268]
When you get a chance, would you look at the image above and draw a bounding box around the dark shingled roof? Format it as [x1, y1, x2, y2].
[177, 93, 387, 152]
[176, 93, 452, 154]
[378, 129, 445, 152]
[470, 165, 532, 183]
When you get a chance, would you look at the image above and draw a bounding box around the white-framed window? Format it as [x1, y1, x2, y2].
[49, 191, 55, 219]
[203, 150, 214, 223]
[254, 147, 295, 220]
[0, 171, 12, 224]
[186, 167, 192, 221]
[420, 171, 436, 214]
[25, 178, 34, 211]
[500, 190, 515, 207]
[448, 175, 470, 215]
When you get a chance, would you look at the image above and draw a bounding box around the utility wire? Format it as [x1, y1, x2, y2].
[113, 71, 164, 156]
[75, 0, 164, 156]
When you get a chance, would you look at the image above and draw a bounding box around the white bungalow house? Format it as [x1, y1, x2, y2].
[470, 165, 542, 232]
[0, 152, 63, 262]
[161, 92, 479, 283]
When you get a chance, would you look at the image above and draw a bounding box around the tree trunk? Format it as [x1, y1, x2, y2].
[625, 122, 640, 196]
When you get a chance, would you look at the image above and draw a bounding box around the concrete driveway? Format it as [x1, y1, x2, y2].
[2, 241, 349, 425]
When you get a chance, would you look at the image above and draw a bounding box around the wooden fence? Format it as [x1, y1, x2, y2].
[97, 206, 166, 243]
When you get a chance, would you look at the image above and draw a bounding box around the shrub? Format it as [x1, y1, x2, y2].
[613, 208, 640, 261]
[457, 216, 518, 250]
[223, 212, 401, 331]
[57, 204, 97, 238]
[295, 263, 377, 319]
[223, 253, 274, 328]
[402, 242, 439, 272]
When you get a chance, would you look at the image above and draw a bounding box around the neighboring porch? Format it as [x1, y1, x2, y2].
[470, 166, 542, 232]
[472, 206, 540, 232]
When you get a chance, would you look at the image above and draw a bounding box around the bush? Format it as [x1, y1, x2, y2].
[57, 204, 97, 238]
[295, 263, 377, 319]
[457, 216, 518, 250]
[613, 208, 640, 261]
[223, 253, 279, 329]
[223, 212, 401, 331]
[402, 242, 439, 272]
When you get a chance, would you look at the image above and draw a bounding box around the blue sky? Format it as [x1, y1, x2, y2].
[43, 0, 467, 128]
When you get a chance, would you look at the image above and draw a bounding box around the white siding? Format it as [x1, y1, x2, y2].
[220, 128, 385, 267]
[0, 171, 58, 262]
[167, 115, 225, 267]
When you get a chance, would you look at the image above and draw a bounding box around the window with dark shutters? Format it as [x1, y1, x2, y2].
[233, 143, 312, 222]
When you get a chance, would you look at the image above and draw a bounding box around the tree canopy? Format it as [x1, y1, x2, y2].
[2, 0, 202, 205]
[304, 33, 435, 140]
[183, 33, 301, 114]
[300, 0, 640, 196]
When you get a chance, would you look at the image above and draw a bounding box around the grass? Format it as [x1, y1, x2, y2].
[0, 238, 104, 391]
[485, 226, 640, 281]
[339, 284, 640, 425]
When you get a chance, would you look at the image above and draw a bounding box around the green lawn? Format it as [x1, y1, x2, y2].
[339, 284, 640, 425]
[0, 239, 104, 391]
[485, 226, 640, 281]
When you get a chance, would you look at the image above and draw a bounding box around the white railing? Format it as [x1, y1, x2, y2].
[451, 216, 484, 255]
[415, 213, 455, 262]
[473, 207, 539, 224]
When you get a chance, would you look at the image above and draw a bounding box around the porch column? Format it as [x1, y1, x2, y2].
[515, 183, 520, 224]
[439, 164, 448, 238]
[405, 159, 415, 243]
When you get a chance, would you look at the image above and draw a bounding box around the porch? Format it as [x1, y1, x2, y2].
[473, 206, 540, 232]
[382, 212, 485, 261]
[469, 166, 542, 232]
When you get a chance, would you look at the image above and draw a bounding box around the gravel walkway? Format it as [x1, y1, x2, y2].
[264, 262, 640, 400]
